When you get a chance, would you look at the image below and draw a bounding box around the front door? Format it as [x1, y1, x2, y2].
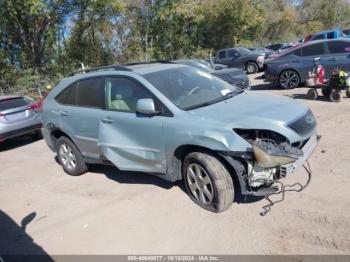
[98, 77, 166, 173]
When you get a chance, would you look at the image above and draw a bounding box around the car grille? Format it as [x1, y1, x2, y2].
[287, 110, 316, 135]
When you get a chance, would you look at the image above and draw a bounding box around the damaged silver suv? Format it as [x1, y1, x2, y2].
[41, 62, 319, 213]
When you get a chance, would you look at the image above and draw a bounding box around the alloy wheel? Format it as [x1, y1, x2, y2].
[186, 163, 214, 205]
[59, 143, 76, 171]
[279, 70, 299, 89]
[246, 62, 258, 74]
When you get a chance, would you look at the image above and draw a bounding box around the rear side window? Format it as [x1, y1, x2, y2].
[56, 83, 78, 105]
[76, 78, 105, 108]
[301, 43, 324, 56]
[227, 49, 239, 57]
[327, 41, 350, 54]
[218, 51, 226, 59]
[0, 97, 33, 111]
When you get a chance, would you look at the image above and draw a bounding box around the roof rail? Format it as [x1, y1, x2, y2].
[67, 64, 132, 77]
[124, 60, 174, 66]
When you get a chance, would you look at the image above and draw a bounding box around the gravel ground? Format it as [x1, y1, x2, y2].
[1, 73, 350, 255]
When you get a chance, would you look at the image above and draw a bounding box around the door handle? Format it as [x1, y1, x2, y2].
[59, 110, 69, 116]
[101, 117, 114, 124]
[328, 58, 336, 62]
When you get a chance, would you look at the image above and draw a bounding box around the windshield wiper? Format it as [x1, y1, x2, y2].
[184, 90, 241, 110]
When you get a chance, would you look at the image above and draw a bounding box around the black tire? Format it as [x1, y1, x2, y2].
[279, 70, 300, 89]
[346, 87, 350, 98]
[245, 61, 258, 74]
[183, 152, 234, 213]
[56, 136, 88, 176]
[330, 89, 341, 102]
[306, 89, 318, 100]
[321, 88, 331, 97]
[31, 130, 43, 140]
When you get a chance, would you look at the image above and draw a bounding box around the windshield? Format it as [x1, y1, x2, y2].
[144, 67, 240, 110]
[182, 61, 212, 73]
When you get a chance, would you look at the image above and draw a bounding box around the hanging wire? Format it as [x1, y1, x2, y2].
[260, 161, 312, 216]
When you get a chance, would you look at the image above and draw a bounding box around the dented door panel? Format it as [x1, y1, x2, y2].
[98, 112, 166, 173]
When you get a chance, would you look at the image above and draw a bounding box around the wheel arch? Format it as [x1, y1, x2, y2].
[50, 129, 78, 151]
[172, 144, 242, 182]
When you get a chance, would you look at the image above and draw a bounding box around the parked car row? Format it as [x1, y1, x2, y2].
[264, 39, 350, 88]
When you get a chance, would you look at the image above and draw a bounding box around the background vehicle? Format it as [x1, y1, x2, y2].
[309, 29, 341, 41]
[215, 47, 265, 74]
[265, 43, 283, 51]
[175, 59, 250, 89]
[264, 39, 350, 88]
[0, 96, 42, 142]
[41, 62, 318, 213]
[195, 59, 228, 70]
[248, 47, 274, 58]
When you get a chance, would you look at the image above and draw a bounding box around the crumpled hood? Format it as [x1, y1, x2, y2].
[188, 92, 308, 129]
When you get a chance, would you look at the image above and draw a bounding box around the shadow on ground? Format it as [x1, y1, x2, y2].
[88, 164, 177, 190]
[0, 210, 53, 261]
[0, 136, 42, 152]
[88, 164, 263, 205]
[250, 82, 281, 91]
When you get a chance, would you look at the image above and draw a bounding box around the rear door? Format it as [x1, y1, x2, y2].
[216, 50, 229, 66]
[98, 76, 167, 173]
[55, 77, 105, 159]
[325, 40, 350, 72]
[298, 42, 327, 80]
[226, 49, 244, 68]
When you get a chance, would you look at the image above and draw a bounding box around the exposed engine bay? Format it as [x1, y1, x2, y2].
[233, 128, 315, 216]
[234, 129, 304, 188]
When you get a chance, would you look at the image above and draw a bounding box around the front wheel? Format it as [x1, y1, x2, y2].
[183, 152, 234, 213]
[279, 70, 300, 89]
[246, 62, 258, 74]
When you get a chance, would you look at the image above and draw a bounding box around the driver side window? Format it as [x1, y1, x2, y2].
[228, 49, 239, 58]
[106, 77, 153, 113]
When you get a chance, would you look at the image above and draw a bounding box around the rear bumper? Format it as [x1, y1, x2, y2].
[0, 123, 42, 142]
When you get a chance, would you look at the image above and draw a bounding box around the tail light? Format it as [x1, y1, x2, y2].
[27, 101, 41, 112]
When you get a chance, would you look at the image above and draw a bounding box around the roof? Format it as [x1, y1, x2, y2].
[129, 63, 184, 75]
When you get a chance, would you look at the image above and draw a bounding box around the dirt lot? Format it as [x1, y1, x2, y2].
[1, 73, 350, 255]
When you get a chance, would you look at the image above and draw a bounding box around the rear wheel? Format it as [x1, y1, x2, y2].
[246, 62, 258, 74]
[306, 89, 318, 100]
[330, 90, 341, 102]
[279, 70, 300, 89]
[183, 152, 234, 213]
[57, 136, 88, 176]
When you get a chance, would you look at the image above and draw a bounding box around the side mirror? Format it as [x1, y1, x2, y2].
[136, 98, 159, 115]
